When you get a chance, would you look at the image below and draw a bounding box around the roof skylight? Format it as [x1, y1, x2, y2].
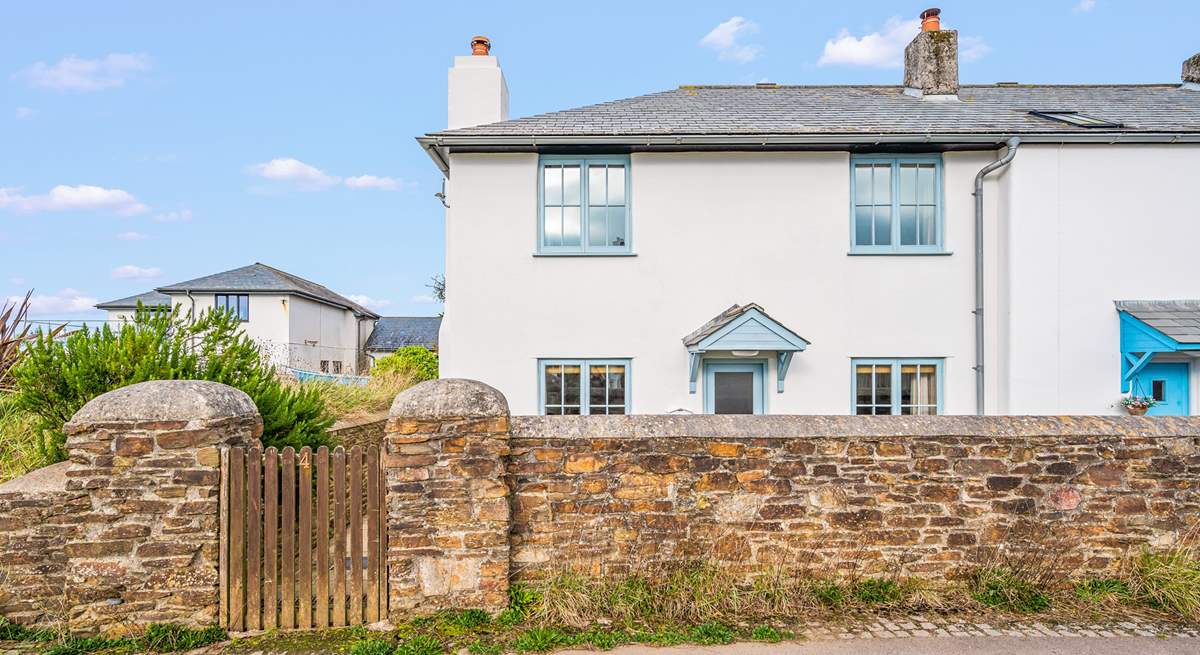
[1029, 111, 1123, 128]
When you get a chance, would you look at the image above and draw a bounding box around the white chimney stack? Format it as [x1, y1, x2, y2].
[447, 36, 509, 130]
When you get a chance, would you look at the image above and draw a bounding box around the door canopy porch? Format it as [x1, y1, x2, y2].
[682, 303, 810, 393]
[1116, 300, 1200, 393]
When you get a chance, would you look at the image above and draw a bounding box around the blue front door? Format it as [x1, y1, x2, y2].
[704, 361, 765, 414]
[1133, 362, 1190, 416]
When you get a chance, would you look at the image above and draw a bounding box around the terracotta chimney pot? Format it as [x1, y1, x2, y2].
[471, 36, 491, 56]
[920, 8, 941, 32]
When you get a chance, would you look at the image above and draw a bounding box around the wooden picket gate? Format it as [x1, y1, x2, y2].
[219, 445, 387, 631]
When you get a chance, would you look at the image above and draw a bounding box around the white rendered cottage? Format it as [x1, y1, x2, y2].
[419, 18, 1200, 416]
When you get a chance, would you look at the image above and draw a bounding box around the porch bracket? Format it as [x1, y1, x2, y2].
[776, 351, 793, 393]
[688, 351, 702, 394]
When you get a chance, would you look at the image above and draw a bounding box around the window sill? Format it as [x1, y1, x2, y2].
[533, 252, 637, 258]
[847, 251, 953, 257]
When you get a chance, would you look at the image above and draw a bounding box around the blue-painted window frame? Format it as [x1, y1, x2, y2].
[537, 358, 632, 415]
[850, 358, 944, 414]
[537, 155, 632, 255]
[703, 359, 767, 415]
[849, 154, 944, 254]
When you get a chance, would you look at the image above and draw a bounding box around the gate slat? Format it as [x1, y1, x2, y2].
[281, 447, 296, 629]
[219, 447, 230, 630]
[228, 447, 246, 632]
[315, 446, 330, 629]
[246, 446, 262, 631]
[298, 446, 313, 630]
[350, 447, 364, 625]
[366, 445, 380, 623]
[332, 447, 347, 627]
[263, 448, 279, 630]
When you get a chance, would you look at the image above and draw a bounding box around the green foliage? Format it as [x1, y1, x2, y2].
[394, 634, 444, 655]
[372, 346, 438, 382]
[442, 609, 491, 630]
[466, 640, 503, 655]
[969, 568, 1051, 613]
[350, 638, 397, 655]
[1129, 546, 1200, 620]
[852, 578, 906, 606]
[811, 581, 846, 608]
[751, 625, 783, 642]
[576, 629, 624, 650]
[139, 624, 227, 652]
[512, 627, 568, 653]
[10, 304, 332, 459]
[688, 622, 734, 645]
[42, 635, 134, 655]
[1073, 578, 1132, 603]
[0, 616, 56, 642]
[0, 395, 51, 482]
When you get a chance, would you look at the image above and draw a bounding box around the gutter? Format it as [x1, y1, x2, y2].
[972, 137, 1021, 416]
[416, 131, 1200, 173]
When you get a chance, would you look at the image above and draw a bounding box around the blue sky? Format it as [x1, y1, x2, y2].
[3, 1, 1198, 319]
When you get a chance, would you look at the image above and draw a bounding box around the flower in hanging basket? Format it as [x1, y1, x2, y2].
[1121, 395, 1158, 414]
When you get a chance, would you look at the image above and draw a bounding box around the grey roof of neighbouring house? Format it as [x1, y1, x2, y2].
[153, 263, 379, 318]
[427, 85, 1200, 139]
[1115, 300, 1200, 343]
[95, 290, 172, 310]
[365, 316, 441, 352]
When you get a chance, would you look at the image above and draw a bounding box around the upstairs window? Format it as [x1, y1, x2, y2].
[538, 156, 630, 254]
[215, 294, 249, 321]
[539, 359, 629, 415]
[851, 155, 943, 253]
[853, 358, 942, 415]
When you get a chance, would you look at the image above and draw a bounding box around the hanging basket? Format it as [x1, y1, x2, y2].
[1125, 405, 1149, 416]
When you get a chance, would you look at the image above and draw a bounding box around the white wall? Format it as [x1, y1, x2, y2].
[997, 144, 1200, 415]
[442, 151, 1008, 415]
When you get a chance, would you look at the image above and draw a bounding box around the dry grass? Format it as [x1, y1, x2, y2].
[1126, 528, 1200, 621]
[294, 371, 419, 421]
[0, 395, 51, 483]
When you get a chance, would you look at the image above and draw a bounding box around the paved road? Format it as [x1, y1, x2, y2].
[557, 635, 1200, 655]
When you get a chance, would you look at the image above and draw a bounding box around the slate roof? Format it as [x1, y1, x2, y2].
[154, 263, 379, 317]
[95, 290, 172, 310]
[365, 316, 441, 352]
[429, 84, 1200, 139]
[1115, 300, 1200, 343]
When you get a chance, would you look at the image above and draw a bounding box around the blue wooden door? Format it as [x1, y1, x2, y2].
[1133, 362, 1190, 416]
[704, 361, 765, 414]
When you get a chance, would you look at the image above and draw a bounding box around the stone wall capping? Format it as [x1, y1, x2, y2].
[67, 380, 258, 427]
[390, 378, 510, 421]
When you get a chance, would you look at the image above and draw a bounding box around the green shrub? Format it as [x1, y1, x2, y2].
[1128, 546, 1200, 620]
[512, 627, 568, 653]
[688, 622, 734, 645]
[11, 304, 333, 460]
[852, 578, 905, 606]
[1073, 578, 1132, 603]
[969, 568, 1051, 613]
[395, 634, 444, 655]
[0, 396, 51, 482]
[139, 624, 226, 652]
[372, 346, 438, 382]
[350, 638, 397, 655]
[811, 581, 846, 608]
[750, 625, 783, 642]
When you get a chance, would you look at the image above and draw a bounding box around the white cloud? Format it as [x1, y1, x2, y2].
[18, 53, 151, 92]
[13, 289, 98, 315]
[1075, 0, 1097, 12]
[818, 17, 990, 68]
[111, 265, 161, 280]
[249, 157, 340, 190]
[10, 277, 27, 287]
[152, 209, 192, 222]
[700, 16, 762, 64]
[411, 294, 437, 305]
[0, 185, 148, 216]
[15, 107, 34, 119]
[344, 175, 411, 191]
[116, 231, 147, 241]
[347, 294, 393, 310]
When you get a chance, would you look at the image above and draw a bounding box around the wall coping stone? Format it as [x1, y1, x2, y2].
[0, 461, 71, 494]
[390, 378, 509, 420]
[511, 415, 1200, 439]
[66, 380, 257, 426]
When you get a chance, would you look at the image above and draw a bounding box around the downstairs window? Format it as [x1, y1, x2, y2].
[539, 359, 630, 415]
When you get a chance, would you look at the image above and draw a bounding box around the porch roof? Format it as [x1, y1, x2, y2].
[1115, 300, 1200, 392]
[683, 303, 810, 393]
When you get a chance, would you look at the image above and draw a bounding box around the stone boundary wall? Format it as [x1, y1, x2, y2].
[328, 413, 388, 449]
[0, 381, 261, 635]
[506, 415, 1200, 579]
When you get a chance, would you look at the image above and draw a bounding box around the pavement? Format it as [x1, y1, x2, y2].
[556, 635, 1200, 654]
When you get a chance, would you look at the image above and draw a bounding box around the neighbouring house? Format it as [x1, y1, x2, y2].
[96, 263, 380, 375]
[364, 316, 441, 365]
[419, 15, 1200, 416]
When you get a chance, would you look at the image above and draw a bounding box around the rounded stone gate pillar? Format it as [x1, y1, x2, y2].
[63, 380, 261, 634]
[384, 378, 511, 616]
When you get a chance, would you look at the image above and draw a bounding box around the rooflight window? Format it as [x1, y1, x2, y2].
[1029, 111, 1122, 128]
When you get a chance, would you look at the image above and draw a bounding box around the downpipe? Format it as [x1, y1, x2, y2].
[973, 137, 1021, 415]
